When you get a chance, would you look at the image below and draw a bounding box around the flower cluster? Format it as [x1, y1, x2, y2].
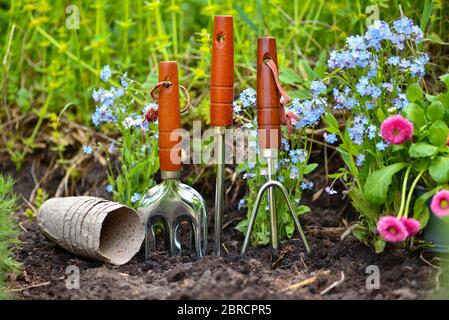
[233, 88, 256, 113]
[88, 66, 159, 208]
[328, 18, 424, 71]
[328, 18, 428, 116]
[322, 17, 444, 251]
[285, 81, 327, 129]
[326, 17, 428, 166]
[91, 66, 155, 133]
[377, 216, 420, 243]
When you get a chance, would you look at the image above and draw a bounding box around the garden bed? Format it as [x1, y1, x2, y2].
[4, 154, 437, 300]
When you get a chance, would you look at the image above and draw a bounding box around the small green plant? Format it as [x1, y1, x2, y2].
[324, 17, 449, 252]
[87, 66, 160, 208]
[24, 188, 48, 220]
[0, 175, 20, 300]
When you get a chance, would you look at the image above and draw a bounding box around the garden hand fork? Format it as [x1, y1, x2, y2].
[210, 15, 234, 256]
[241, 37, 310, 257]
[138, 61, 208, 259]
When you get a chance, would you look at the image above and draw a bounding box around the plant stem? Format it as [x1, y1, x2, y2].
[397, 165, 412, 218]
[402, 169, 425, 219]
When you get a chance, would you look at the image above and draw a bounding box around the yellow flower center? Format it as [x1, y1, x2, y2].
[387, 226, 397, 234]
[441, 200, 448, 209]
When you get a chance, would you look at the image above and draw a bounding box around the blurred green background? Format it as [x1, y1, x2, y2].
[1, 0, 448, 168]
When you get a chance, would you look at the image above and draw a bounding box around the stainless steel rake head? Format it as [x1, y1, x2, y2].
[139, 175, 207, 258]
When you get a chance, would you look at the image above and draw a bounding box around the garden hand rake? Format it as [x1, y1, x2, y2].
[241, 37, 310, 257]
[210, 15, 234, 256]
[138, 61, 208, 259]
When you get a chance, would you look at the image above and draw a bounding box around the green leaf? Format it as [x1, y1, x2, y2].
[404, 103, 426, 128]
[429, 120, 449, 147]
[323, 112, 340, 134]
[440, 74, 449, 88]
[409, 142, 438, 158]
[406, 84, 423, 103]
[374, 239, 386, 253]
[295, 205, 311, 215]
[425, 93, 439, 103]
[235, 219, 249, 234]
[303, 163, 318, 175]
[290, 88, 310, 100]
[298, 59, 317, 82]
[413, 193, 432, 230]
[352, 225, 368, 243]
[279, 68, 302, 85]
[364, 163, 409, 205]
[427, 101, 446, 121]
[428, 32, 449, 45]
[313, 51, 328, 78]
[429, 157, 449, 184]
[233, 4, 258, 33]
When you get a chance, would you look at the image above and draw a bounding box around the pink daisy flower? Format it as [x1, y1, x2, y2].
[399, 217, 420, 237]
[377, 216, 408, 243]
[431, 190, 449, 218]
[380, 115, 414, 145]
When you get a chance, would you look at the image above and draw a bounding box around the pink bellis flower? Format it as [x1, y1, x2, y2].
[400, 217, 420, 237]
[377, 216, 408, 243]
[380, 115, 414, 144]
[431, 190, 449, 218]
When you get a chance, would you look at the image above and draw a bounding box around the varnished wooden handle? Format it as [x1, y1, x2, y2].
[210, 15, 234, 127]
[257, 37, 280, 149]
[158, 61, 182, 172]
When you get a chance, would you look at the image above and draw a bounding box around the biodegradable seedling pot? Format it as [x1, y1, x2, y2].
[38, 197, 145, 265]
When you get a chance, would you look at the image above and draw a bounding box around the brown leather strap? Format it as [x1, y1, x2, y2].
[264, 59, 291, 105]
[258, 42, 298, 137]
[257, 37, 281, 149]
[157, 61, 182, 172]
[210, 15, 234, 127]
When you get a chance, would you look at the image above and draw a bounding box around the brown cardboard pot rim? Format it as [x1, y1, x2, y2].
[94, 204, 144, 265]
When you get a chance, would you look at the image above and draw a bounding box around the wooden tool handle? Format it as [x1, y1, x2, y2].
[257, 37, 280, 149]
[210, 15, 234, 127]
[158, 61, 182, 172]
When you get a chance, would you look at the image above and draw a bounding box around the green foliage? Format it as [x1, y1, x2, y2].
[331, 72, 449, 250]
[91, 71, 160, 208]
[24, 188, 48, 220]
[364, 163, 408, 206]
[2, 0, 448, 169]
[0, 175, 20, 300]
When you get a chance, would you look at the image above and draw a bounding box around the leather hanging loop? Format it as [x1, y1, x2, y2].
[264, 59, 291, 105]
[157, 61, 183, 172]
[257, 37, 281, 150]
[210, 15, 234, 127]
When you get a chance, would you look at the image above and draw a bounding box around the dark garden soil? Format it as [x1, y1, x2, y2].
[1, 151, 441, 300]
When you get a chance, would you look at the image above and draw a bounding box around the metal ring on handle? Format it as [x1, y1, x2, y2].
[150, 81, 191, 113]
